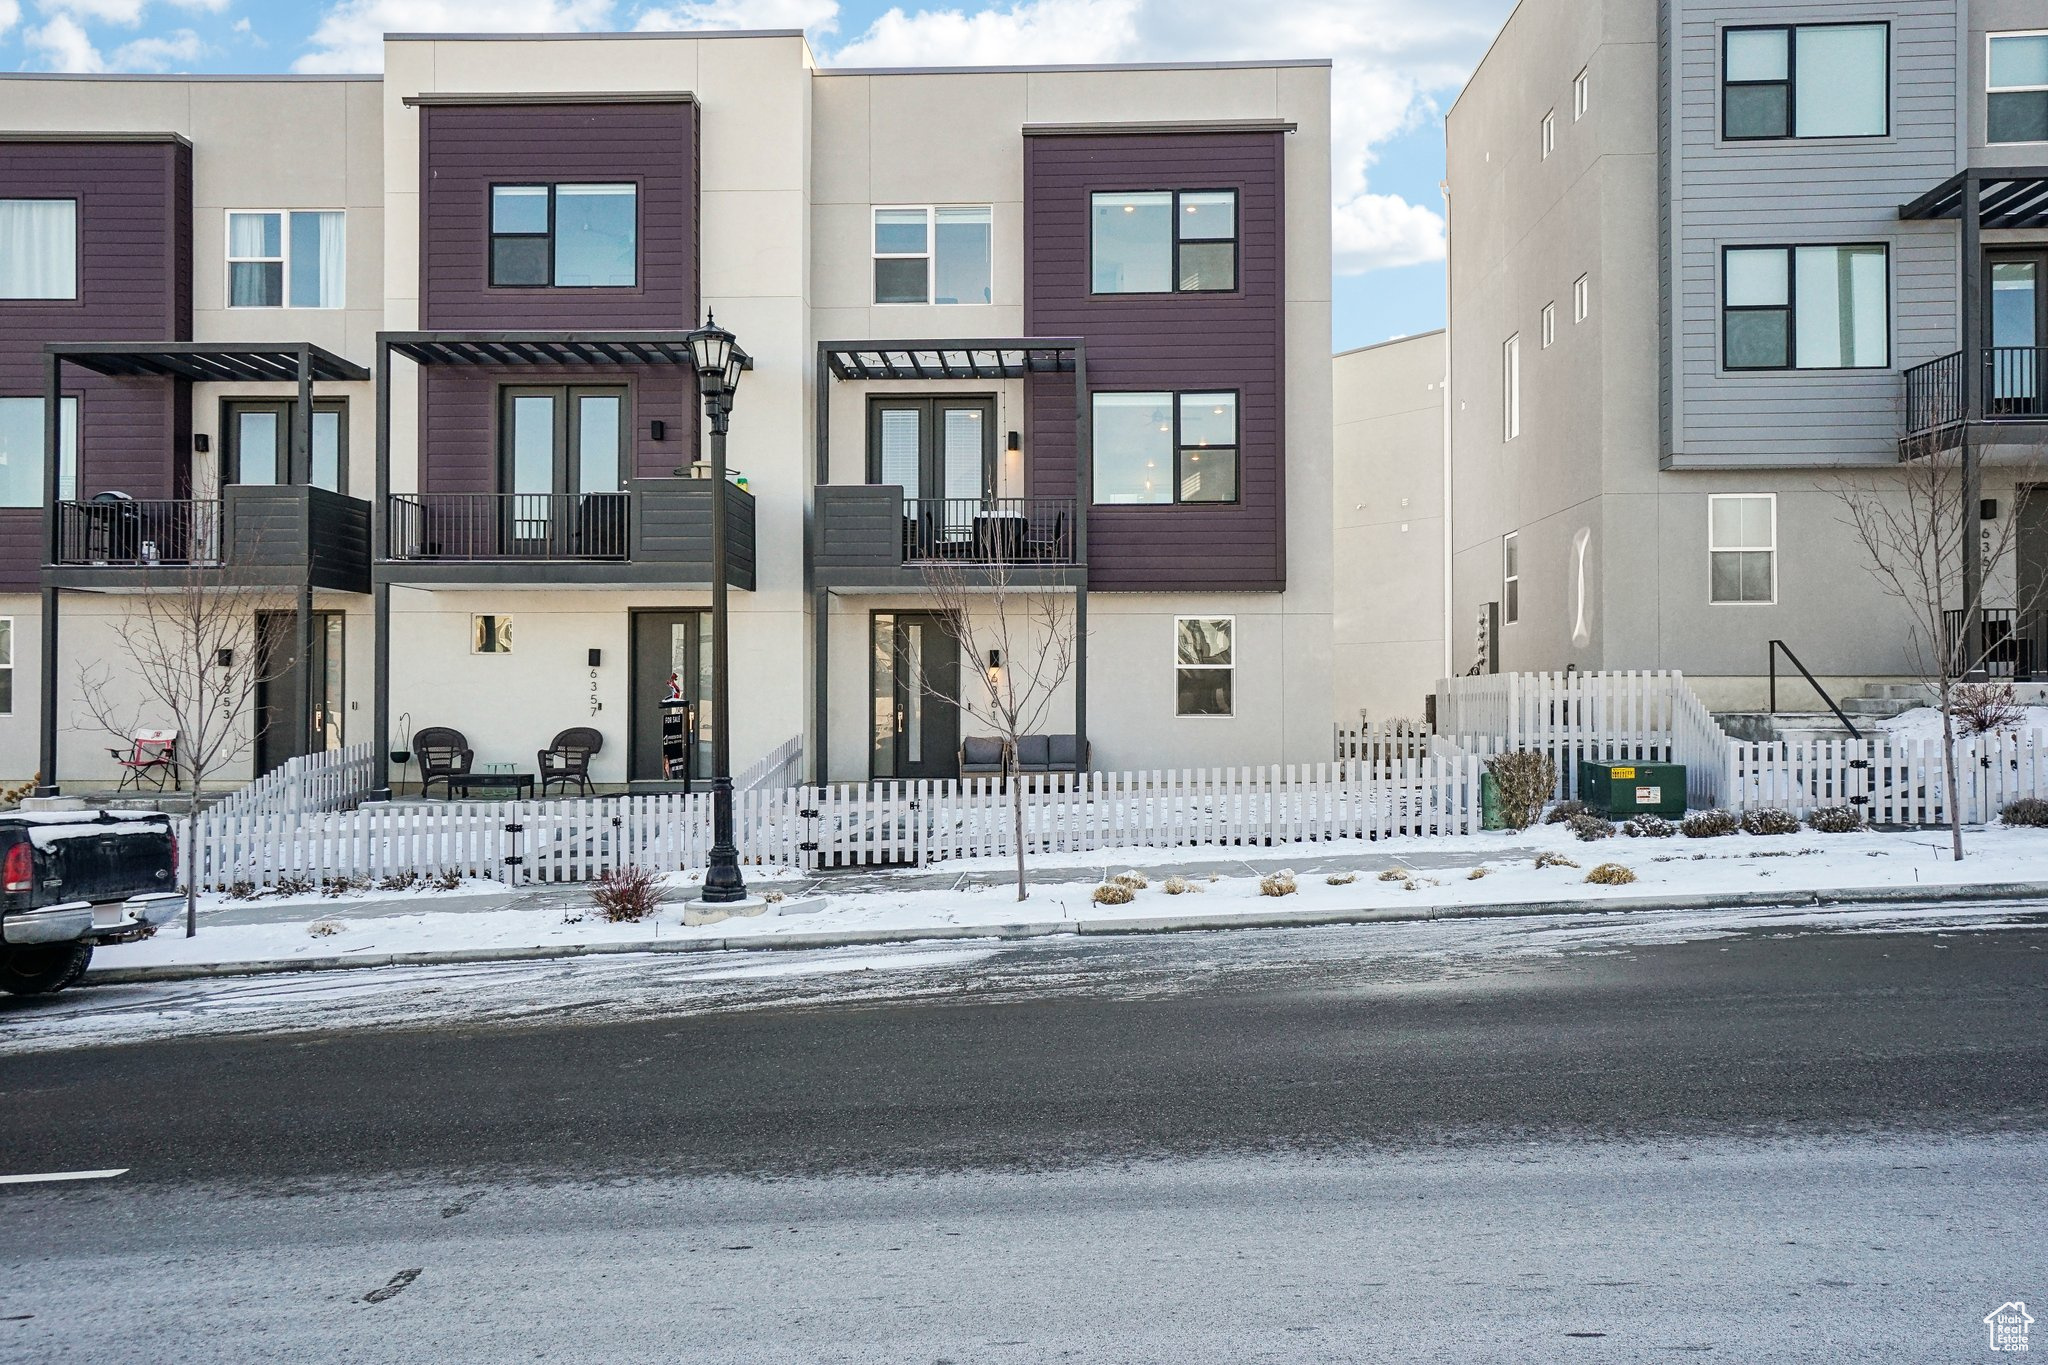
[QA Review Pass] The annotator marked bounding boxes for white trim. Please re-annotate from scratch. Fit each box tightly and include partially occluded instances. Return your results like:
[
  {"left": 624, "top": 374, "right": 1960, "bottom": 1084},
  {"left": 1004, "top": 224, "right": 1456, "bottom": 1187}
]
[
  {"left": 1539, "top": 108, "right": 1556, "bottom": 158},
  {"left": 1573, "top": 273, "right": 1590, "bottom": 322},
  {"left": 1540, "top": 302, "right": 1556, "bottom": 349},
  {"left": 1173, "top": 615, "right": 1234, "bottom": 718},
  {"left": 1707, "top": 492, "right": 1778, "bottom": 606},
  {"left": 224, "top": 208, "right": 346, "bottom": 310},
  {"left": 870, "top": 204, "right": 993, "bottom": 307},
  {"left": 1502, "top": 334, "right": 1521, "bottom": 441},
  {"left": 1573, "top": 67, "right": 1590, "bottom": 120}
]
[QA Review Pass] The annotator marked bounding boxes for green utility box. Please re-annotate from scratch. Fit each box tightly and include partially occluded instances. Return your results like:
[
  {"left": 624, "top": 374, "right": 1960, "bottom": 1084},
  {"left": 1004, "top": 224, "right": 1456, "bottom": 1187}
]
[
  {"left": 1480, "top": 772, "right": 1505, "bottom": 830},
  {"left": 1576, "top": 761, "right": 1687, "bottom": 818}
]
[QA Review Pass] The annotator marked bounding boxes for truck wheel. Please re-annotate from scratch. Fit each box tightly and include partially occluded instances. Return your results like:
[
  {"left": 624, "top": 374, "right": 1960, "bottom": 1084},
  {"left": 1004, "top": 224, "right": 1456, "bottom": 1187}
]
[{"left": 0, "top": 942, "right": 94, "bottom": 996}]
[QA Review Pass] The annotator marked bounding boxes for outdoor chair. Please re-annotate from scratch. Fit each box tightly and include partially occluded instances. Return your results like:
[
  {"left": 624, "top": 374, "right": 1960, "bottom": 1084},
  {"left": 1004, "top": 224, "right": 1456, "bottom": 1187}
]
[
  {"left": 538, "top": 727, "right": 604, "bottom": 797},
  {"left": 414, "top": 726, "right": 474, "bottom": 799},
  {"left": 109, "top": 729, "right": 178, "bottom": 792}
]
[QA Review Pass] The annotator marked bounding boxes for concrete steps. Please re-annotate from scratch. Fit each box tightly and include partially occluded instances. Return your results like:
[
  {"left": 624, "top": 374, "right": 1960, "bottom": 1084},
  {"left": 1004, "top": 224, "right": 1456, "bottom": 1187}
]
[{"left": 1715, "top": 681, "right": 1933, "bottom": 744}]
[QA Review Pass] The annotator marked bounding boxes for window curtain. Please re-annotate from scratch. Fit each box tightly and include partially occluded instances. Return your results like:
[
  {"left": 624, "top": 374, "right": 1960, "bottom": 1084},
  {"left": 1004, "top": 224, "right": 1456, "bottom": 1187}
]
[
  {"left": 0, "top": 200, "right": 77, "bottom": 299},
  {"left": 310, "top": 211, "right": 345, "bottom": 308}
]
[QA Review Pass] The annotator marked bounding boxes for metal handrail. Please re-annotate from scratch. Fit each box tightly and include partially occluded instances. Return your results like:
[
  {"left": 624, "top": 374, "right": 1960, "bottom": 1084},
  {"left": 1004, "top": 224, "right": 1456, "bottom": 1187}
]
[
  {"left": 901, "top": 496, "right": 1077, "bottom": 565},
  {"left": 387, "top": 492, "right": 629, "bottom": 561},
  {"left": 53, "top": 498, "right": 223, "bottom": 566},
  {"left": 1767, "top": 639, "right": 1859, "bottom": 738},
  {"left": 1903, "top": 347, "right": 2046, "bottom": 435}
]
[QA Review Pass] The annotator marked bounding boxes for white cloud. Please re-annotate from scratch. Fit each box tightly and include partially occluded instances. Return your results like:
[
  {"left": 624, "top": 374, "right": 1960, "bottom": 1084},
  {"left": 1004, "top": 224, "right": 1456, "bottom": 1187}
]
[
  {"left": 0, "top": 0, "right": 19, "bottom": 40},
  {"left": 1333, "top": 191, "right": 1444, "bottom": 273},
  {"left": 26, "top": 13, "right": 105, "bottom": 69},
  {"left": 36, "top": 0, "right": 147, "bottom": 25},
  {"left": 294, "top": 0, "right": 617, "bottom": 73},
  {"left": 834, "top": 0, "right": 1139, "bottom": 67},
  {"left": 112, "top": 25, "right": 204, "bottom": 70},
  {"left": 633, "top": 0, "right": 836, "bottom": 33}
]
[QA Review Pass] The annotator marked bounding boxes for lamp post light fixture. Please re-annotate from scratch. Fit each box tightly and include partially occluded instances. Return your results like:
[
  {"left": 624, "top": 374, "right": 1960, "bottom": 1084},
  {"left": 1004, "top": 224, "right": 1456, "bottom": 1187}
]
[{"left": 688, "top": 313, "right": 754, "bottom": 906}]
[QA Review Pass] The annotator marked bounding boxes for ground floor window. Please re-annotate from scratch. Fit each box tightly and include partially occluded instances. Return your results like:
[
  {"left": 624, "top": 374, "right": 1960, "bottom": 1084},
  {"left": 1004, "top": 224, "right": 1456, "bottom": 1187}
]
[
  {"left": 1709, "top": 494, "right": 1776, "bottom": 604},
  {"left": 1175, "top": 616, "right": 1233, "bottom": 716},
  {"left": 472, "top": 614, "right": 513, "bottom": 654},
  {"left": 0, "top": 617, "right": 11, "bottom": 714}
]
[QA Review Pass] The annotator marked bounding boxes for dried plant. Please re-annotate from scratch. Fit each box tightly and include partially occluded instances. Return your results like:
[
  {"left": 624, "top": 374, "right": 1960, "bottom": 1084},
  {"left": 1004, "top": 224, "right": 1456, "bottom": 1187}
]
[
  {"left": 1259, "top": 870, "right": 1298, "bottom": 897},
  {"left": 1740, "top": 809, "right": 1801, "bottom": 836},
  {"left": 1486, "top": 751, "right": 1558, "bottom": 831},
  {"left": 1681, "top": 810, "right": 1739, "bottom": 839},
  {"left": 591, "top": 866, "right": 663, "bottom": 923},
  {"left": 1091, "top": 882, "right": 1134, "bottom": 906},
  {"left": 1584, "top": 863, "right": 1637, "bottom": 886},
  {"left": 1533, "top": 851, "right": 1578, "bottom": 870},
  {"left": 1568, "top": 814, "right": 1617, "bottom": 842},
  {"left": 1952, "top": 680, "right": 2025, "bottom": 738},
  {"left": 1806, "top": 806, "right": 1863, "bottom": 833}
]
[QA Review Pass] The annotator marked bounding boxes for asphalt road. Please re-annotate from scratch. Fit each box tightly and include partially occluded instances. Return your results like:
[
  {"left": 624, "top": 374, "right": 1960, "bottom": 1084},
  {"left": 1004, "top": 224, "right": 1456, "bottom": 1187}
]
[{"left": 2, "top": 907, "right": 2044, "bottom": 1361}]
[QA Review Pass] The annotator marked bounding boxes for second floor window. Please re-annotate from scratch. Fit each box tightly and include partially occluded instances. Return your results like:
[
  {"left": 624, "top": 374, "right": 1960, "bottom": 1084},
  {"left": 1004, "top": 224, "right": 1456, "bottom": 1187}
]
[
  {"left": 228, "top": 210, "right": 344, "bottom": 309},
  {"left": 1723, "top": 23, "right": 1888, "bottom": 140},
  {"left": 490, "top": 184, "right": 637, "bottom": 288},
  {"left": 0, "top": 396, "right": 78, "bottom": 507},
  {"left": 1093, "top": 391, "right": 1238, "bottom": 505},
  {"left": 1990, "top": 33, "right": 2048, "bottom": 144},
  {"left": 1502, "top": 334, "right": 1521, "bottom": 440},
  {"left": 1723, "top": 244, "right": 1888, "bottom": 370},
  {"left": 0, "top": 198, "right": 77, "bottom": 300},
  {"left": 1091, "top": 189, "right": 1236, "bottom": 294},
  {"left": 872, "top": 206, "right": 992, "bottom": 305}
]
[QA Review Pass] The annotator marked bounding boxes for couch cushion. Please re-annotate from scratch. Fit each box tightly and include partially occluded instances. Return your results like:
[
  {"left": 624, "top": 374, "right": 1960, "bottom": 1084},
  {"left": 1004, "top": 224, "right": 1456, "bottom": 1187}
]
[
  {"left": 1045, "top": 734, "right": 1081, "bottom": 768},
  {"left": 961, "top": 735, "right": 1005, "bottom": 768},
  {"left": 1016, "top": 734, "right": 1051, "bottom": 769}
]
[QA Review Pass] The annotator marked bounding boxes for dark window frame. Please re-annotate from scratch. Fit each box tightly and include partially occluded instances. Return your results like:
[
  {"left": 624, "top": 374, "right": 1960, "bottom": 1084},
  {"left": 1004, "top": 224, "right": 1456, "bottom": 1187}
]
[
  {"left": 1090, "top": 387, "right": 1242, "bottom": 507},
  {"left": 1089, "top": 187, "right": 1241, "bottom": 296},
  {"left": 220, "top": 397, "right": 349, "bottom": 490},
  {"left": 863, "top": 394, "right": 997, "bottom": 500},
  {"left": 1720, "top": 242, "right": 1892, "bottom": 372},
  {"left": 487, "top": 181, "right": 642, "bottom": 290},
  {"left": 0, "top": 195, "right": 81, "bottom": 304},
  {"left": 495, "top": 383, "right": 633, "bottom": 499},
  {"left": 1721, "top": 21, "right": 1891, "bottom": 142}
]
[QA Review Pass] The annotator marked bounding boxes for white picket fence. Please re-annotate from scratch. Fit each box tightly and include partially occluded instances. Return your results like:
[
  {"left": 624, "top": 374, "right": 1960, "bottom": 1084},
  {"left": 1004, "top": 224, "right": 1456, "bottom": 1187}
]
[
  {"left": 736, "top": 734, "right": 804, "bottom": 792},
  {"left": 1727, "top": 731, "right": 2048, "bottom": 825},
  {"left": 1436, "top": 670, "right": 1727, "bottom": 808},
  {"left": 1332, "top": 722, "right": 1433, "bottom": 762},
  {"left": 213, "top": 741, "right": 378, "bottom": 816},
  {"left": 192, "top": 757, "right": 1489, "bottom": 891}
]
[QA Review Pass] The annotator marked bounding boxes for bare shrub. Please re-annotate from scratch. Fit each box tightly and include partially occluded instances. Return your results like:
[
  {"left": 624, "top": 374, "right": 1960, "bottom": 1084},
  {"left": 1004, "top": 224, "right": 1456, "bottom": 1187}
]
[
  {"left": 1091, "top": 882, "right": 1134, "bottom": 906},
  {"left": 1952, "top": 680, "right": 2025, "bottom": 739},
  {"left": 1568, "top": 814, "right": 1617, "bottom": 842},
  {"left": 225, "top": 880, "right": 259, "bottom": 901},
  {"left": 1162, "top": 875, "right": 1199, "bottom": 895},
  {"left": 273, "top": 874, "right": 315, "bottom": 897},
  {"left": 1534, "top": 851, "right": 1579, "bottom": 870},
  {"left": 2001, "top": 797, "right": 2048, "bottom": 828},
  {"left": 1111, "top": 870, "right": 1149, "bottom": 891},
  {"left": 1486, "top": 751, "right": 1558, "bottom": 831},
  {"left": 1376, "top": 867, "right": 1410, "bottom": 882},
  {"left": 1467, "top": 866, "right": 1490, "bottom": 880},
  {"left": 306, "top": 919, "right": 344, "bottom": 938},
  {"left": 591, "top": 866, "right": 662, "bottom": 923},
  {"left": 432, "top": 870, "right": 462, "bottom": 892},
  {"left": 1325, "top": 871, "right": 1359, "bottom": 886},
  {"left": 1544, "top": 800, "right": 1590, "bottom": 825},
  {"left": 1259, "top": 870, "right": 1298, "bottom": 897},
  {"left": 1584, "top": 862, "right": 1637, "bottom": 886},
  {"left": 1740, "top": 808, "right": 1801, "bottom": 836},
  {"left": 377, "top": 871, "right": 420, "bottom": 893},
  {"left": 1623, "top": 815, "right": 1677, "bottom": 838},
  {"left": 1806, "top": 806, "right": 1863, "bottom": 834},
  {"left": 1681, "top": 810, "right": 1739, "bottom": 839}
]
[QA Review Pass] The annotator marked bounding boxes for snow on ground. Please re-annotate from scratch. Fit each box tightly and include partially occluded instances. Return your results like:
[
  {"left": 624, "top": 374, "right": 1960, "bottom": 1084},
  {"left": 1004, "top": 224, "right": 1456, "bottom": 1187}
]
[
  {"left": 1876, "top": 704, "right": 2048, "bottom": 742},
  {"left": 76, "top": 820, "right": 2048, "bottom": 974}
]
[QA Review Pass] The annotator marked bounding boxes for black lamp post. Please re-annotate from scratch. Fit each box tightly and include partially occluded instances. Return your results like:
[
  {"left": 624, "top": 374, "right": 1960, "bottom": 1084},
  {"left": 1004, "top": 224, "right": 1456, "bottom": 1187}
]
[{"left": 689, "top": 314, "right": 751, "bottom": 903}]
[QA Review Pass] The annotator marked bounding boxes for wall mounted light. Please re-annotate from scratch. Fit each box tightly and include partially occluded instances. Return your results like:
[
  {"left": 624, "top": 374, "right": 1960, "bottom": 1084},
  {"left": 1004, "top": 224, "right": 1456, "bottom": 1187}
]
[
  {"left": 650, "top": 419, "right": 667, "bottom": 442},
  {"left": 1982, "top": 498, "right": 2000, "bottom": 521},
  {"left": 588, "top": 648, "right": 603, "bottom": 668},
  {"left": 1006, "top": 430, "right": 1020, "bottom": 452},
  {"left": 987, "top": 649, "right": 1002, "bottom": 671},
  {"left": 193, "top": 433, "right": 210, "bottom": 453},
  {"left": 214, "top": 648, "right": 234, "bottom": 667}
]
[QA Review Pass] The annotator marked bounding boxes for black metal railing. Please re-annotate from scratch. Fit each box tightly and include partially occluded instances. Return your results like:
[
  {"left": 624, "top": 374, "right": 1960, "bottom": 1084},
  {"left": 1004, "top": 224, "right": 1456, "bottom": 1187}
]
[
  {"left": 900, "top": 497, "right": 1077, "bottom": 565},
  {"left": 1767, "top": 639, "right": 1860, "bottom": 737},
  {"left": 1943, "top": 606, "right": 2046, "bottom": 681},
  {"left": 387, "top": 492, "right": 629, "bottom": 561},
  {"left": 54, "top": 498, "right": 222, "bottom": 566},
  {"left": 1904, "top": 347, "right": 2047, "bottom": 435}
]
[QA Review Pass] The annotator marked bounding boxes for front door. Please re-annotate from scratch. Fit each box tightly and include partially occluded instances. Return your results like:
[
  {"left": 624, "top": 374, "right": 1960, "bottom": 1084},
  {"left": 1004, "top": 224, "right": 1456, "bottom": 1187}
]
[
  {"left": 223, "top": 400, "right": 347, "bottom": 491},
  {"left": 629, "top": 610, "right": 713, "bottom": 783},
  {"left": 870, "top": 611, "right": 960, "bottom": 780},
  {"left": 254, "top": 611, "right": 344, "bottom": 775},
  {"left": 868, "top": 397, "right": 995, "bottom": 553},
  {"left": 1989, "top": 251, "right": 2046, "bottom": 415},
  {"left": 500, "top": 386, "right": 628, "bottom": 555}
]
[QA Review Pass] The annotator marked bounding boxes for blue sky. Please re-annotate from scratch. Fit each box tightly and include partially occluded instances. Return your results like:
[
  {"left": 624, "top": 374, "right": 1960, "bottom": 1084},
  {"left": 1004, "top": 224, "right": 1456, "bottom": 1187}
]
[{"left": 0, "top": 0, "right": 1510, "bottom": 349}]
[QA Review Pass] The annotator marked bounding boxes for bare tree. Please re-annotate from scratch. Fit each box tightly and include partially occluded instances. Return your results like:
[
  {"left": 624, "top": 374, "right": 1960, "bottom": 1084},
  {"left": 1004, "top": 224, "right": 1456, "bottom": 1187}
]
[
  {"left": 913, "top": 558, "right": 1080, "bottom": 902},
  {"left": 75, "top": 513, "right": 295, "bottom": 935},
  {"left": 1834, "top": 433, "right": 2046, "bottom": 859}
]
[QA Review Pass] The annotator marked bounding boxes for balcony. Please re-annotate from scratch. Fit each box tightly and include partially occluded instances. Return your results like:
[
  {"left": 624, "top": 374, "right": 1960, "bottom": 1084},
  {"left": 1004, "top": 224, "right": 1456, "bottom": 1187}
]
[
  {"left": 46, "top": 485, "right": 370, "bottom": 592},
  {"left": 812, "top": 486, "right": 1082, "bottom": 589},
  {"left": 1903, "top": 347, "right": 2048, "bottom": 443},
  {"left": 379, "top": 478, "right": 755, "bottom": 588}
]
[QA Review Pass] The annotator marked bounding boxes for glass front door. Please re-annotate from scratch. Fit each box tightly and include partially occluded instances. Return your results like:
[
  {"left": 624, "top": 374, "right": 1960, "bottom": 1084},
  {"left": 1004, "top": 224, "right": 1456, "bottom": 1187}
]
[
  {"left": 871, "top": 611, "right": 961, "bottom": 780},
  {"left": 500, "top": 386, "right": 628, "bottom": 553},
  {"left": 630, "top": 610, "right": 714, "bottom": 783},
  {"left": 1990, "top": 253, "right": 2045, "bottom": 414}
]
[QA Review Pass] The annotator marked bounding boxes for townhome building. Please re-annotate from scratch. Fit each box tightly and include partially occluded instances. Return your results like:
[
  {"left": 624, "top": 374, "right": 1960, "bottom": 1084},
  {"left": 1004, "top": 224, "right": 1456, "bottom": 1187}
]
[
  {"left": 1445, "top": 0, "right": 2048, "bottom": 711},
  {"left": 0, "top": 31, "right": 1333, "bottom": 795}
]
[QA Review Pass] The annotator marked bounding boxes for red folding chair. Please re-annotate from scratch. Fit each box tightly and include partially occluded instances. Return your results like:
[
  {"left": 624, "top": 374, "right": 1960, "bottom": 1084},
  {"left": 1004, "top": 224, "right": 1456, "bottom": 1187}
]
[{"left": 109, "top": 729, "right": 179, "bottom": 792}]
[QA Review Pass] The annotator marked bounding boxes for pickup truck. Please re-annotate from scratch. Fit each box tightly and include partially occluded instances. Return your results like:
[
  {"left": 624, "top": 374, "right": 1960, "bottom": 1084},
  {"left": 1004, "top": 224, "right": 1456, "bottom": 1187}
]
[{"left": 1, "top": 810, "right": 184, "bottom": 996}]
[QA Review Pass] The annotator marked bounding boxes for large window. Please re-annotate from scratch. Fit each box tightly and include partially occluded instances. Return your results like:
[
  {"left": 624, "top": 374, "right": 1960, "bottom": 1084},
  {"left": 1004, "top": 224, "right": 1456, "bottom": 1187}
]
[
  {"left": 1174, "top": 617, "right": 1233, "bottom": 717},
  {"left": 872, "top": 206, "right": 993, "bottom": 305},
  {"left": 1502, "top": 334, "right": 1521, "bottom": 440},
  {"left": 1709, "top": 494, "right": 1776, "bottom": 604},
  {"left": 490, "top": 183, "right": 637, "bottom": 288},
  {"left": 0, "top": 199, "right": 77, "bottom": 300},
  {"left": 1092, "top": 391, "right": 1238, "bottom": 505},
  {"left": 227, "top": 210, "right": 344, "bottom": 308},
  {"left": 1723, "top": 23, "right": 1888, "bottom": 139},
  {"left": 0, "top": 397, "right": 78, "bottom": 507},
  {"left": 1091, "top": 189, "right": 1236, "bottom": 294},
  {"left": 1503, "top": 531, "right": 1521, "bottom": 624},
  {"left": 0, "top": 617, "right": 11, "bottom": 716},
  {"left": 1723, "top": 244, "right": 1888, "bottom": 370},
  {"left": 1990, "top": 33, "right": 2048, "bottom": 144}
]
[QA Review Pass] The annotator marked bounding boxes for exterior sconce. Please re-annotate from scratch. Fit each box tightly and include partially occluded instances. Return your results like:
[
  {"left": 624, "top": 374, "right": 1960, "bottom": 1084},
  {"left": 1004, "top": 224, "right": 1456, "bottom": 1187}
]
[
  {"left": 1982, "top": 499, "right": 1999, "bottom": 521},
  {"left": 193, "top": 433, "right": 210, "bottom": 453},
  {"left": 588, "top": 648, "right": 603, "bottom": 668},
  {"left": 1006, "top": 430, "right": 1020, "bottom": 452},
  {"left": 650, "top": 419, "right": 667, "bottom": 442},
  {"left": 214, "top": 648, "right": 233, "bottom": 667},
  {"left": 987, "top": 649, "right": 1002, "bottom": 673}
]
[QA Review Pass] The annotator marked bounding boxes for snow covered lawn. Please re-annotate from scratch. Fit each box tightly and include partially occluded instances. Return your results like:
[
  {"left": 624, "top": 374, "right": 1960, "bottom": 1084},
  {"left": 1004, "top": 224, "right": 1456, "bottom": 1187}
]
[{"left": 82, "top": 820, "right": 2048, "bottom": 976}]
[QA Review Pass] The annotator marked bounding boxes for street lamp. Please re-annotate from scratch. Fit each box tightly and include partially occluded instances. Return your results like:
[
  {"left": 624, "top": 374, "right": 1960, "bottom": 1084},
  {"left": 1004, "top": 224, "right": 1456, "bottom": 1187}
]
[{"left": 689, "top": 313, "right": 753, "bottom": 905}]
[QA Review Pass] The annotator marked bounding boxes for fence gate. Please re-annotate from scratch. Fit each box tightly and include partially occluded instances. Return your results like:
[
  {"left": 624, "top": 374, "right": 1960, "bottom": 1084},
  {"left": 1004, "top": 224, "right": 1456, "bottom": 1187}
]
[{"left": 801, "top": 781, "right": 928, "bottom": 869}]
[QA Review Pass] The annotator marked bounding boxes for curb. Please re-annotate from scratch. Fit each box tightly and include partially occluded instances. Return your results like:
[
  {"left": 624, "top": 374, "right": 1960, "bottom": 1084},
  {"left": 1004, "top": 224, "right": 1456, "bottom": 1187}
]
[{"left": 78, "top": 879, "right": 2048, "bottom": 988}]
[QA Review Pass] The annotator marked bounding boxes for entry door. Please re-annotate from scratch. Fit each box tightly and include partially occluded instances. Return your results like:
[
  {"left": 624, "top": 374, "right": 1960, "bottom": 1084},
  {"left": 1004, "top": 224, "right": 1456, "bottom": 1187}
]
[
  {"left": 1989, "top": 251, "right": 2046, "bottom": 414},
  {"left": 500, "top": 386, "right": 628, "bottom": 552},
  {"left": 871, "top": 611, "right": 961, "bottom": 780},
  {"left": 869, "top": 397, "right": 995, "bottom": 546},
  {"left": 223, "top": 400, "right": 347, "bottom": 490},
  {"left": 630, "top": 610, "right": 714, "bottom": 783},
  {"left": 255, "top": 611, "right": 344, "bottom": 776}
]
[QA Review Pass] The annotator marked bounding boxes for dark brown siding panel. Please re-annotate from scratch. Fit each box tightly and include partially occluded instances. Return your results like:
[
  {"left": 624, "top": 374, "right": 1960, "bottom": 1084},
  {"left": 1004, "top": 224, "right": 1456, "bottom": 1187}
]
[
  {"left": 1025, "top": 131, "right": 1287, "bottom": 593},
  {"left": 420, "top": 366, "right": 698, "bottom": 494},
  {"left": 419, "top": 102, "right": 697, "bottom": 330},
  {"left": 0, "top": 140, "right": 188, "bottom": 590}
]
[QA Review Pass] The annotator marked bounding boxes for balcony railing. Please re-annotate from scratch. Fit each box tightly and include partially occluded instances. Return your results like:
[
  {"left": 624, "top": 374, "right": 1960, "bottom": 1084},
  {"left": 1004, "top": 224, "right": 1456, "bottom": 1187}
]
[
  {"left": 387, "top": 492, "right": 629, "bottom": 561},
  {"left": 901, "top": 497, "right": 1077, "bottom": 565},
  {"left": 54, "top": 498, "right": 222, "bottom": 566},
  {"left": 1904, "top": 347, "right": 2047, "bottom": 436},
  {"left": 1943, "top": 606, "right": 2046, "bottom": 681}
]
